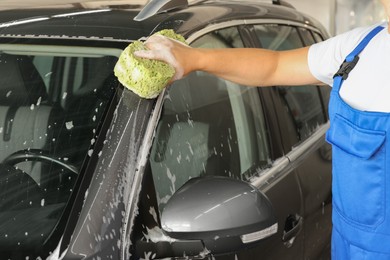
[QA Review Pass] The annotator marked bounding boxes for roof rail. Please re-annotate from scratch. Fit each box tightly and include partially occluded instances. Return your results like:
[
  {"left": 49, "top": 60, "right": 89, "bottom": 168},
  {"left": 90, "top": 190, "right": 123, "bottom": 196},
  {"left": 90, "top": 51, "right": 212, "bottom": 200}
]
[
  {"left": 134, "top": 0, "right": 188, "bottom": 21},
  {"left": 272, "top": 0, "right": 295, "bottom": 8}
]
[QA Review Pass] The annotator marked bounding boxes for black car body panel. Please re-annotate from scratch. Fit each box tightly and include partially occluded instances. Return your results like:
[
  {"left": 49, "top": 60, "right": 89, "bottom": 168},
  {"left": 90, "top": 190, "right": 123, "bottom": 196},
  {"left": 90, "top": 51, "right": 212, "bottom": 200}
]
[{"left": 0, "top": 2, "right": 328, "bottom": 41}]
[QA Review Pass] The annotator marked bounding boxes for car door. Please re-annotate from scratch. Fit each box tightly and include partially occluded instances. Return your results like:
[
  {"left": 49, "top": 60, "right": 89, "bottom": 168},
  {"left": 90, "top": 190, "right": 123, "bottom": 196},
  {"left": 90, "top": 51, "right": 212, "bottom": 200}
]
[
  {"left": 130, "top": 25, "right": 305, "bottom": 260},
  {"left": 250, "top": 23, "right": 332, "bottom": 259}
]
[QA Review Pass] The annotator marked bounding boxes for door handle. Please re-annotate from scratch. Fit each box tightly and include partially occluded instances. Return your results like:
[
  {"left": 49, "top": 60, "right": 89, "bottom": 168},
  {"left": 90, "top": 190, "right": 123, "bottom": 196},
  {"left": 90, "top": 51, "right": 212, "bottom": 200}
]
[{"left": 282, "top": 214, "right": 303, "bottom": 247}]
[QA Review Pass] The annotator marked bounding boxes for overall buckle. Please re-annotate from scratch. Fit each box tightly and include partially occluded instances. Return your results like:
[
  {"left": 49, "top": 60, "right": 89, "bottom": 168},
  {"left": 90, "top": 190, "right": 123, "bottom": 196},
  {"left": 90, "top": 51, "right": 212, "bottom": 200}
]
[{"left": 333, "top": 55, "right": 360, "bottom": 80}]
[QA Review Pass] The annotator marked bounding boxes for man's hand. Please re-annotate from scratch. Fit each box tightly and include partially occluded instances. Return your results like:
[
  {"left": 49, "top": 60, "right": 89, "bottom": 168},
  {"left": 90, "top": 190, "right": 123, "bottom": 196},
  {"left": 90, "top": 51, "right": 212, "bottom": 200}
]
[{"left": 134, "top": 34, "right": 194, "bottom": 81}]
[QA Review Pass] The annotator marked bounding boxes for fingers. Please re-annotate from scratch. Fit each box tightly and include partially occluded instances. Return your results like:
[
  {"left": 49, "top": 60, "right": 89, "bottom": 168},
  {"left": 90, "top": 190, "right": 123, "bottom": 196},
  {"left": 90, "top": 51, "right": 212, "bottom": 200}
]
[
  {"left": 145, "top": 34, "right": 172, "bottom": 45},
  {"left": 133, "top": 50, "right": 156, "bottom": 59},
  {"left": 133, "top": 34, "right": 186, "bottom": 81},
  {"left": 133, "top": 35, "right": 172, "bottom": 61},
  {"left": 144, "top": 35, "right": 173, "bottom": 53}
]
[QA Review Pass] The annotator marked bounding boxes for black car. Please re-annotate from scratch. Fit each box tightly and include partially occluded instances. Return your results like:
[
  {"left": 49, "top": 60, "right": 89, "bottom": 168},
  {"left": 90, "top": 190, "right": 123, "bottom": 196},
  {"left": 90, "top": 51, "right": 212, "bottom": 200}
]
[{"left": 0, "top": 0, "right": 332, "bottom": 259}]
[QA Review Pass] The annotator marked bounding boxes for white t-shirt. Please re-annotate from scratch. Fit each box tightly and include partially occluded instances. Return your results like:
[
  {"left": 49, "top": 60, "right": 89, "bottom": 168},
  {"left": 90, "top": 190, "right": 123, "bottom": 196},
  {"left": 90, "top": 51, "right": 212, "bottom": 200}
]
[{"left": 308, "top": 21, "right": 390, "bottom": 112}]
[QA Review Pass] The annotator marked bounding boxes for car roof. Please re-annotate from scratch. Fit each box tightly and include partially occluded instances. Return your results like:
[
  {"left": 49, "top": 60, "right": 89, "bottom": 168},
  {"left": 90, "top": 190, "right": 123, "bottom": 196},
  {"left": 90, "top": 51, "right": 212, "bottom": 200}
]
[{"left": 0, "top": 0, "right": 327, "bottom": 43}]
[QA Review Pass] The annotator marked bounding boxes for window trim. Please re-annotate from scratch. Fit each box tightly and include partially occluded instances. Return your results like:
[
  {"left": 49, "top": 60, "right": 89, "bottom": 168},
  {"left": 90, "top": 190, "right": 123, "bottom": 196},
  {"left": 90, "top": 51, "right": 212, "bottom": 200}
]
[
  {"left": 250, "top": 122, "right": 329, "bottom": 191},
  {"left": 0, "top": 44, "right": 122, "bottom": 57},
  {"left": 186, "top": 19, "right": 324, "bottom": 44}
]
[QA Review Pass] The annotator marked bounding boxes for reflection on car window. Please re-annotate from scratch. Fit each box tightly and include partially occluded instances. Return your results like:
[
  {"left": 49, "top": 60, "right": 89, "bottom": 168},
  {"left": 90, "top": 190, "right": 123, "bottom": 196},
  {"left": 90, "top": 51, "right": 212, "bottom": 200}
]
[
  {"left": 254, "top": 25, "right": 327, "bottom": 144},
  {"left": 149, "top": 27, "right": 270, "bottom": 212},
  {"left": 298, "top": 27, "right": 316, "bottom": 46},
  {"left": 313, "top": 32, "right": 324, "bottom": 43},
  {"left": 0, "top": 45, "right": 118, "bottom": 258},
  {"left": 254, "top": 24, "right": 302, "bottom": 51},
  {"left": 278, "top": 86, "right": 326, "bottom": 141}
]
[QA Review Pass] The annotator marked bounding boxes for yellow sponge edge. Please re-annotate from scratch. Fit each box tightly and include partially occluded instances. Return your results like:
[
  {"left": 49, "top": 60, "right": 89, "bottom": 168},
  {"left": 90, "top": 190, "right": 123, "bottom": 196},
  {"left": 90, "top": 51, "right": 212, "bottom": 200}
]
[{"left": 114, "top": 29, "right": 187, "bottom": 99}]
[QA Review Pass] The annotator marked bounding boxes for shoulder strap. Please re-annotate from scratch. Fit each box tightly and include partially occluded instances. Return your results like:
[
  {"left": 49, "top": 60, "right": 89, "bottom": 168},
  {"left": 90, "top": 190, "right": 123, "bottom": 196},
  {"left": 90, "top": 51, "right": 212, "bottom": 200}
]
[{"left": 333, "top": 25, "right": 384, "bottom": 83}]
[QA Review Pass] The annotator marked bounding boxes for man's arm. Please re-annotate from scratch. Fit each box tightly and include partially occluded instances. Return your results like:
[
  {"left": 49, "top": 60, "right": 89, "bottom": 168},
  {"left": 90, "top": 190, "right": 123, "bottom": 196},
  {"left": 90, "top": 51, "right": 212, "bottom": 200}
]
[
  {"left": 194, "top": 46, "right": 321, "bottom": 86},
  {"left": 135, "top": 35, "right": 322, "bottom": 87}
]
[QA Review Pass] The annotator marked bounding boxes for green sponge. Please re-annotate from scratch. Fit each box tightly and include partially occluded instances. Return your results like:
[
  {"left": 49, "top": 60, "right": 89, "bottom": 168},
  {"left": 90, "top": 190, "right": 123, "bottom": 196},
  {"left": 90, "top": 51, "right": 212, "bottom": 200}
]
[{"left": 114, "top": 29, "right": 187, "bottom": 99}]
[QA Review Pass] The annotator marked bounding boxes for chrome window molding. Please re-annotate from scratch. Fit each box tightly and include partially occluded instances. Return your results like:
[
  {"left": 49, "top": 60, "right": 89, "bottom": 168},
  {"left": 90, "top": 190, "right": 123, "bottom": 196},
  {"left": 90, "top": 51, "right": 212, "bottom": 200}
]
[
  {"left": 0, "top": 34, "right": 132, "bottom": 43},
  {"left": 251, "top": 122, "right": 330, "bottom": 192},
  {"left": 187, "top": 18, "right": 323, "bottom": 44}
]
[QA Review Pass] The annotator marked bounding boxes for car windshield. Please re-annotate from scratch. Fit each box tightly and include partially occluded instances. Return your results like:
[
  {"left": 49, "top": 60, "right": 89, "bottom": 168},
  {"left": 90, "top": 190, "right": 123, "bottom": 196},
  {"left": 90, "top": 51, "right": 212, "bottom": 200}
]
[{"left": 0, "top": 44, "right": 120, "bottom": 257}]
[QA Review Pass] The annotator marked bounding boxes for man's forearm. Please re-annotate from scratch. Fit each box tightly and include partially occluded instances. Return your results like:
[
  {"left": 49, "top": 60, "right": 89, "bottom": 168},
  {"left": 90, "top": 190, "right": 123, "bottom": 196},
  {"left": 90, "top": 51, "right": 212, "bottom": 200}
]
[{"left": 193, "top": 46, "right": 320, "bottom": 87}]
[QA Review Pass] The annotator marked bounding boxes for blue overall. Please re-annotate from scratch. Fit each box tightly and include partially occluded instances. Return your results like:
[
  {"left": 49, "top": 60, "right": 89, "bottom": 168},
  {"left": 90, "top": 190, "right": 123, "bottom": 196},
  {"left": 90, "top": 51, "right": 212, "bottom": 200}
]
[{"left": 326, "top": 25, "right": 390, "bottom": 259}]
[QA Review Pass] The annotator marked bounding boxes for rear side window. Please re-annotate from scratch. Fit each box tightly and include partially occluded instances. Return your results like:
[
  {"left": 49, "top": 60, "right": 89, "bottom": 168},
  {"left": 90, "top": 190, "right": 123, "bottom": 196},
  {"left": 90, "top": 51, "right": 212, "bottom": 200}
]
[
  {"left": 254, "top": 24, "right": 302, "bottom": 50},
  {"left": 149, "top": 27, "right": 271, "bottom": 212},
  {"left": 298, "top": 27, "right": 316, "bottom": 45},
  {"left": 254, "top": 24, "right": 327, "bottom": 144}
]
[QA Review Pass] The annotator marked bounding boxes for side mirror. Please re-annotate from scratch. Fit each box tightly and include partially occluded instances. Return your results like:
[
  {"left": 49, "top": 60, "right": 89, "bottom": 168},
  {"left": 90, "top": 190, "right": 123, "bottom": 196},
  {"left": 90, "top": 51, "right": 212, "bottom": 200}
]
[{"left": 161, "top": 176, "right": 278, "bottom": 254}]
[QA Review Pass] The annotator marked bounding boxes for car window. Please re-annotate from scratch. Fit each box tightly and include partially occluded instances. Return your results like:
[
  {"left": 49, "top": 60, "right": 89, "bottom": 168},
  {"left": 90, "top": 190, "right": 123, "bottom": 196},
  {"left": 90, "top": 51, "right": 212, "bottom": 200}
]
[
  {"left": 254, "top": 24, "right": 302, "bottom": 51},
  {"left": 149, "top": 27, "right": 271, "bottom": 212},
  {"left": 0, "top": 44, "right": 119, "bottom": 254},
  {"left": 254, "top": 25, "right": 327, "bottom": 145},
  {"left": 312, "top": 32, "right": 324, "bottom": 42},
  {"left": 298, "top": 27, "right": 316, "bottom": 46}
]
